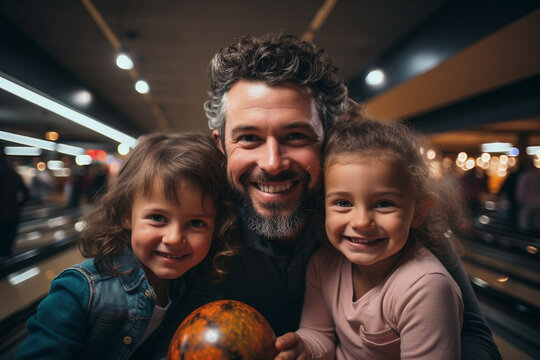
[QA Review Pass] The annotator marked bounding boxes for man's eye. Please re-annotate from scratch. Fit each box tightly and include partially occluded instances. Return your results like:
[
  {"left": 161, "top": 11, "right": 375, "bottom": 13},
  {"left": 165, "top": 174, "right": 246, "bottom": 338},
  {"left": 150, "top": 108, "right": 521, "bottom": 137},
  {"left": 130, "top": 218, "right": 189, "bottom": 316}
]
[
  {"left": 149, "top": 214, "right": 167, "bottom": 223},
  {"left": 286, "top": 133, "right": 308, "bottom": 141},
  {"left": 188, "top": 219, "right": 206, "bottom": 227},
  {"left": 238, "top": 134, "right": 260, "bottom": 142}
]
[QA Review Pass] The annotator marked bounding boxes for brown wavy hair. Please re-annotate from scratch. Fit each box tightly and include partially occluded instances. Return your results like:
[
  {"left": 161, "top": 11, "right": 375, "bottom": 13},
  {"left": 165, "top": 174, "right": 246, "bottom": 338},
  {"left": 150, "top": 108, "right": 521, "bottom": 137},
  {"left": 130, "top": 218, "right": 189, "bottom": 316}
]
[
  {"left": 323, "top": 118, "right": 464, "bottom": 265},
  {"left": 79, "top": 132, "right": 237, "bottom": 278},
  {"left": 204, "top": 33, "right": 350, "bottom": 137}
]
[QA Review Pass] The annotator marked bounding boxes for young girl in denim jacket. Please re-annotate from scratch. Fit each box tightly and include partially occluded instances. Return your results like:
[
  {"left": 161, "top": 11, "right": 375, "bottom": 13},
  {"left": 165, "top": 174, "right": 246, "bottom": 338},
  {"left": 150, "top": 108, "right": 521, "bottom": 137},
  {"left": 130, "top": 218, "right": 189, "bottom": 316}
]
[
  {"left": 15, "top": 133, "right": 236, "bottom": 359},
  {"left": 276, "top": 119, "right": 465, "bottom": 359}
]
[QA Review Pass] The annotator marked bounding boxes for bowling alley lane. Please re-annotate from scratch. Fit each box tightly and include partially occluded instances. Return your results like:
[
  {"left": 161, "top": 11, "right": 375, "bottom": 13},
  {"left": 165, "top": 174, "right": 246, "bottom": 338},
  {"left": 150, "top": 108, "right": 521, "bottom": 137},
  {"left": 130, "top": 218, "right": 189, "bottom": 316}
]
[
  {"left": 462, "top": 259, "right": 540, "bottom": 309},
  {"left": 0, "top": 247, "right": 84, "bottom": 323}
]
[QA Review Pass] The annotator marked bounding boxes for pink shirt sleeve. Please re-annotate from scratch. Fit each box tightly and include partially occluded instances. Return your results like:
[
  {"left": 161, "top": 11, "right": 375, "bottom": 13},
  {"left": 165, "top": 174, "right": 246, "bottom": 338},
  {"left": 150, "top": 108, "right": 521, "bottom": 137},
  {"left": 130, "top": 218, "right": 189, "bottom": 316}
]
[
  {"left": 296, "top": 245, "right": 463, "bottom": 360},
  {"left": 393, "top": 273, "right": 463, "bottom": 359},
  {"left": 296, "top": 250, "right": 336, "bottom": 360}
]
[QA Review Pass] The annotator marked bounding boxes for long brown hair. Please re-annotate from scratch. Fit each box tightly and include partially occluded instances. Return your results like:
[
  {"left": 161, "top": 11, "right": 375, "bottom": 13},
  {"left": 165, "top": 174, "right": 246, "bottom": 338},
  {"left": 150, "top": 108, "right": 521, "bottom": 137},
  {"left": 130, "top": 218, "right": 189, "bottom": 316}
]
[
  {"left": 79, "top": 132, "right": 237, "bottom": 277},
  {"left": 324, "top": 119, "right": 464, "bottom": 264}
]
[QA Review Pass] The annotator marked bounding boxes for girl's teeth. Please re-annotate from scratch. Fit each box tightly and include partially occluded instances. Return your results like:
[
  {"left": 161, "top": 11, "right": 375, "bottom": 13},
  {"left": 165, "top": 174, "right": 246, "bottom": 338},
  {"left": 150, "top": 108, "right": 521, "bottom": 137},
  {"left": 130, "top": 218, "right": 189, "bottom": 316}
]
[
  {"left": 158, "top": 252, "right": 181, "bottom": 259},
  {"left": 348, "top": 237, "right": 382, "bottom": 244}
]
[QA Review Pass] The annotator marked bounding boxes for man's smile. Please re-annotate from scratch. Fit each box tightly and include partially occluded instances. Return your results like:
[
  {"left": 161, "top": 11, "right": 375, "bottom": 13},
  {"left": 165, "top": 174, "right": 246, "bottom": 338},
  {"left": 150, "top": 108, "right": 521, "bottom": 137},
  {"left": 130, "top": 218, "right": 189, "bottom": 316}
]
[{"left": 253, "top": 180, "right": 297, "bottom": 194}]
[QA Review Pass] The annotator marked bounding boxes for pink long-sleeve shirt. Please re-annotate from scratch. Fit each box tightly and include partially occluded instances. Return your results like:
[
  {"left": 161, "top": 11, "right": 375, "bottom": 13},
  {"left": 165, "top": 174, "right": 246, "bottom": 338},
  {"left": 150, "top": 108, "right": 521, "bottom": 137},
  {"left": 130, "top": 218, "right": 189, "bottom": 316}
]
[{"left": 297, "top": 244, "right": 463, "bottom": 360}]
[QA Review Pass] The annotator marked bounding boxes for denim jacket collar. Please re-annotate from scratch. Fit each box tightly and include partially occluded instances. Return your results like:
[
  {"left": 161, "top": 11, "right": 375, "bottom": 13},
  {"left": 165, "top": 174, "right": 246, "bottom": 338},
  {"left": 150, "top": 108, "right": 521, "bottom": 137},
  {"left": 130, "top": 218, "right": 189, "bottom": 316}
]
[
  {"left": 109, "top": 247, "right": 185, "bottom": 298},
  {"left": 109, "top": 248, "right": 146, "bottom": 293}
]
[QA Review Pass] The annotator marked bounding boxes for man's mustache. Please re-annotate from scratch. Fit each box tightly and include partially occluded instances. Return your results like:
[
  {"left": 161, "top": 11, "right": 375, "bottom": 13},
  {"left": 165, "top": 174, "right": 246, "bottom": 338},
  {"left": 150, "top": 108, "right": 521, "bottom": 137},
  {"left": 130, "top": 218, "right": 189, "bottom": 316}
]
[{"left": 245, "top": 170, "right": 304, "bottom": 184}]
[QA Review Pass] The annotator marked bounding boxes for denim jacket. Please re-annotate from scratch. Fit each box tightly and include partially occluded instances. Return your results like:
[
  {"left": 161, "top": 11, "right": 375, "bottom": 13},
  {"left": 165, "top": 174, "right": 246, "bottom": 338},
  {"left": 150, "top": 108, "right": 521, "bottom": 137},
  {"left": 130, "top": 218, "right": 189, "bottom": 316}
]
[{"left": 15, "top": 248, "right": 185, "bottom": 360}]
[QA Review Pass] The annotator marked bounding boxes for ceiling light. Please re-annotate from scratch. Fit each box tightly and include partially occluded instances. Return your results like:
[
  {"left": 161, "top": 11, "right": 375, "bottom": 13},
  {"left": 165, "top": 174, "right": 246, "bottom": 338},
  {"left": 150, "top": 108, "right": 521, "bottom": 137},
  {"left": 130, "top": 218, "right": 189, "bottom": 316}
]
[
  {"left": 116, "top": 52, "right": 134, "bottom": 70},
  {"left": 526, "top": 146, "right": 540, "bottom": 155},
  {"left": 45, "top": 131, "right": 59, "bottom": 141},
  {"left": 135, "top": 80, "right": 149, "bottom": 94},
  {"left": 0, "top": 72, "right": 138, "bottom": 148},
  {"left": 409, "top": 52, "right": 441, "bottom": 75},
  {"left": 481, "top": 142, "right": 512, "bottom": 153},
  {"left": 75, "top": 154, "right": 92, "bottom": 166},
  {"left": 72, "top": 90, "right": 92, "bottom": 106},
  {"left": 4, "top": 146, "right": 42, "bottom": 156},
  {"left": 508, "top": 148, "right": 519, "bottom": 156},
  {"left": 0, "top": 130, "right": 84, "bottom": 156},
  {"left": 117, "top": 143, "right": 130, "bottom": 155},
  {"left": 47, "top": 160, "right": 64, "bottom": 170},
  {"left": 365, "top": 69, "right": 385, "bottom": 86}
]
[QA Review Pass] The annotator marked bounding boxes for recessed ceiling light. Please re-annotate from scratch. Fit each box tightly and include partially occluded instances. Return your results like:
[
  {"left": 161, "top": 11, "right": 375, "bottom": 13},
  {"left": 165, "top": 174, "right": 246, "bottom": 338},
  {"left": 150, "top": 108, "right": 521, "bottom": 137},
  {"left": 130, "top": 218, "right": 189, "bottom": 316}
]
[
  {"left": 135, "top": 80, "right": 149, "bottom": 94},
  {"left": 116, "top": 53, "right": 134, "bottom": 70},
  {"left": 365, "top": 69, "right": 385, "bottom": 86}
]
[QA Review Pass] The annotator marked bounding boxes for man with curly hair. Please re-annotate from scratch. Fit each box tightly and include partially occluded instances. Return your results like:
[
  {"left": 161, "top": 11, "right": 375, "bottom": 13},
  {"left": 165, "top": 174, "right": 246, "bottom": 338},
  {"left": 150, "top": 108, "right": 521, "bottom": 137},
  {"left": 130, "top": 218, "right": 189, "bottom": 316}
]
[{"left": 136, "top": 33, "right": 500, "bottom": 359}]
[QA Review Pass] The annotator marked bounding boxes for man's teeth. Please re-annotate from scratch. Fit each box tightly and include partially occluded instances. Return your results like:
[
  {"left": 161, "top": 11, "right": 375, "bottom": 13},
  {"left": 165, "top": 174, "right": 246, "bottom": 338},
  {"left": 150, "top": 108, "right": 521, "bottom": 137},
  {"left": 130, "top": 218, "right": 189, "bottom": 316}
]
[{"left": 257, "top": 182, "right": 293, "bottom": 193}]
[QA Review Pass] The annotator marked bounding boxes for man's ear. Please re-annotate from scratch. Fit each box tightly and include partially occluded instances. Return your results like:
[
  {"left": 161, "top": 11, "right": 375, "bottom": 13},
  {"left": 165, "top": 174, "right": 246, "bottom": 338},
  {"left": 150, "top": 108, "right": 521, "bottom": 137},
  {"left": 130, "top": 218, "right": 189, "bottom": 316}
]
[
  {"left": 212, "top": 129, "right": 225, "bottom": 155},
  {"left": 411, "top": 197, "right": 433, "bottom": 228}
]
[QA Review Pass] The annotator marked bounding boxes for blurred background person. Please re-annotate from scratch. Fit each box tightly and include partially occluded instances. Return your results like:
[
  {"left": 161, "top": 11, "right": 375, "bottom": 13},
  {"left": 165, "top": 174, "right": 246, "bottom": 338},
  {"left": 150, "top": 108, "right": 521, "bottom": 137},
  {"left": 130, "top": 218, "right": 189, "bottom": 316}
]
[
  {"left": 498, "top": 160, "right": 528, "bottom": 229},
  {"left": 516, "top": 157, "right": 540, "bottom": 232},
  {"left": 461, "top": 167, "right": 489, "bottom": 217},
  {"left": 0, "top": 145, "right": 30, "bottom": 259},
  {"left": 29, "top": 159, "right": 54, "bottom": 204},
  {"left": 87, "top": 164, "right": 108, "bottom": 203}
]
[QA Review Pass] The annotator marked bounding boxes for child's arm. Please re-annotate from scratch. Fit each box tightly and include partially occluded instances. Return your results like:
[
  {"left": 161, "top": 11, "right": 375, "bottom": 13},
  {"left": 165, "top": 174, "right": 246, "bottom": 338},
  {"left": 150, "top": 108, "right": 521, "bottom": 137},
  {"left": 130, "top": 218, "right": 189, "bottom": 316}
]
[
  {"left": 397, "top": 273, "right": 463, "bottom": 359},
  {"left": 15, "top": 269, "right": 90, "bottom": 359},
  {"left": 284, "top": 251, "right": 336, "bottom": 360}
]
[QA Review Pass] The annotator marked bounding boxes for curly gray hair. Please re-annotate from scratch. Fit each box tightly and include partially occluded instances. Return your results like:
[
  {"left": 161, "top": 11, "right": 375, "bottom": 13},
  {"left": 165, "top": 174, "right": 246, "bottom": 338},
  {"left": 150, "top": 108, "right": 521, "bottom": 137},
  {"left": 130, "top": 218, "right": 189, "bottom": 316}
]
[{"left": 204, "top": 33, "right": 349, "bottom": 136}]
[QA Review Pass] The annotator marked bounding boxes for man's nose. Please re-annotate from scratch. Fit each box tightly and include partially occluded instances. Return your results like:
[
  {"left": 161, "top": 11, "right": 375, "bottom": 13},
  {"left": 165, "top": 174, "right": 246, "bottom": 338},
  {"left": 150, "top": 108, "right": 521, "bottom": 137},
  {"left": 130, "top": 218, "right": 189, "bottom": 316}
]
[{"left": 258, "top": 138, "right": 290, "bottom": 175}]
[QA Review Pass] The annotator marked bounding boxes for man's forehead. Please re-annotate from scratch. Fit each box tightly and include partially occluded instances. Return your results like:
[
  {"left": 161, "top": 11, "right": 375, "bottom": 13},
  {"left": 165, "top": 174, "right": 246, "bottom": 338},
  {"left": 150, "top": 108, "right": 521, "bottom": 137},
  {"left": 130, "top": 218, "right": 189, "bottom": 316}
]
[
  {"left": 227, "top": 81, "right": 315, "bottom": 108},
  {"left": 225, "top": 80, "right": 324, "bottom": 136}
]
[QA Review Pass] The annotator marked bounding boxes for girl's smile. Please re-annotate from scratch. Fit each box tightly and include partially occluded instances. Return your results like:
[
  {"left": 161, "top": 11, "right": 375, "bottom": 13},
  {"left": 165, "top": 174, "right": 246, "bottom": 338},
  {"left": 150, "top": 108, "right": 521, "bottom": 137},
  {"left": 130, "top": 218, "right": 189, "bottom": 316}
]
[
  {"left": 325, "top": 155, "right": 427, "bottom": 278},
  {"left": 129, "top": 180, "right": 216, "bottom": 291}
]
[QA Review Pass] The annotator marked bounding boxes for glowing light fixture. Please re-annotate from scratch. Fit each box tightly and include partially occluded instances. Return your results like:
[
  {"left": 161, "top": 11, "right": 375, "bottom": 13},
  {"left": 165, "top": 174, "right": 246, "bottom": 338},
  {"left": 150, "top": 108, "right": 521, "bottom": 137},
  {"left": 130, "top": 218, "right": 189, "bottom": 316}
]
[
  {"left": 4, "top": 146, "right": 42, "bottom": 156},
  {"left": 0, "top": 130, "right": 84, "bottom": 156},
  {"left": 75, "top": 154, "right": 92, "bottom": 166},
  {"left": 481, "top": 142, "right": 512, "bottom": 153},
  {"left": 72, "top": 90, "right": 92, "bottom": 106},
  {"left": 0, "top": 73, "right": 137, "bottom": 148},
  {"left": 526, "top": 146, "right": 540, "bottom": 155},
  {"left": 45, "top": 131, "right": 59, "bottom": 141},
  {"left": 508, "top": 147, "right": 519, "bottom": 156},
  {"left": 36, "top": 162, "right": 46, "bottom": 171},
  {"left": 135, "top": 80, "right": 149, "bottom": 94},
  {"left": 116, "top": 52, "right": 134, "bottom": 70},
  {"left": 117, "top": 143, "right": 130, "bottom": 155},
  {"left": 365, "top": 69, "right": 385, "bottom": 86},
  {"left": 47, "top": 160, "right": 64, "bottom": 171}
]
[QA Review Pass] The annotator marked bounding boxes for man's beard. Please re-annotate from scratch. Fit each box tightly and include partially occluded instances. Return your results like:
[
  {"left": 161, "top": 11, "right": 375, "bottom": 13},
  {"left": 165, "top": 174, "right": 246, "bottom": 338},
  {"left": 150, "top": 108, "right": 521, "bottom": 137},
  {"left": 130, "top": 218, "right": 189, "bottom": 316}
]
[{"left": 233, "top": 179, "right": 317, "bottom": 240}]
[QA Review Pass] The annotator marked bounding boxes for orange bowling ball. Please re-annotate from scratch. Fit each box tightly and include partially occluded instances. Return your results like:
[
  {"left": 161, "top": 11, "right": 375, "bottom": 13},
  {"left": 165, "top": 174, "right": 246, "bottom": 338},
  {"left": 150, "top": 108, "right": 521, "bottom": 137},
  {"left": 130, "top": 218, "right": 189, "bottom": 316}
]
[{"left": 167, "top": 300, "right": 277, "bottom": 360}]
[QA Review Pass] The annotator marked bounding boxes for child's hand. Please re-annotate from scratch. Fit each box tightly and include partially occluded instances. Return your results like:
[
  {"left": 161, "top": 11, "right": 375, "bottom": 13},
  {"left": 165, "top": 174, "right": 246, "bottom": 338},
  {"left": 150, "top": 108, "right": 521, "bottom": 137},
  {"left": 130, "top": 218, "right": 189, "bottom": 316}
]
[{"left": 274, "top": 332, "right": 310, "bottom": 360}]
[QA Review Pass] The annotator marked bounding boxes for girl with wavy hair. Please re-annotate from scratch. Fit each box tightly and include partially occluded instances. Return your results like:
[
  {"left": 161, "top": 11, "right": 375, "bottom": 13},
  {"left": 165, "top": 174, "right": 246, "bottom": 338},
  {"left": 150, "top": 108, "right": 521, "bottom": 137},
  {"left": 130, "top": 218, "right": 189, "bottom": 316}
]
[{"left": 16, "top": 133, "right": 236, "bottom": 359}]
